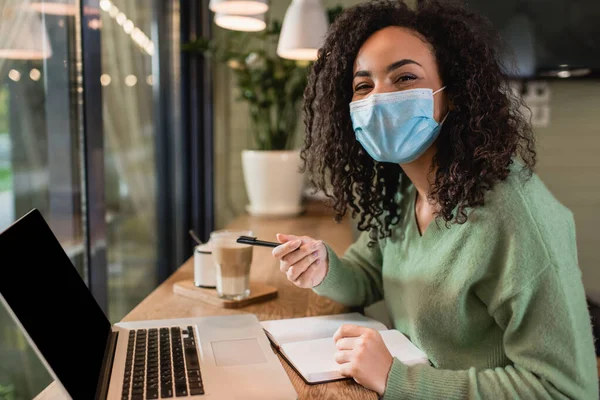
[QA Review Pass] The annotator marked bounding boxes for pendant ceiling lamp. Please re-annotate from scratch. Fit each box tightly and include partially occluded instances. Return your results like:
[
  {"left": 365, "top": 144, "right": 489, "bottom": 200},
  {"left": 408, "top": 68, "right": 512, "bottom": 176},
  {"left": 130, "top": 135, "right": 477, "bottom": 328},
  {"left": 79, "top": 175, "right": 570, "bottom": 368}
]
[
  {"left": 277, "top": 0, "right": 328, "bottom": 61},
  {"left": 29, "top": 0, "right": 77, "bottom": 16},
  {"left": 0, "top": 8, "right": 53, "bottom": 60},
  {"left": 209, "top": 0, "right": 268, "bottom": 15},
  {"left": 215, "top": 12, "right": 266, "bottom": 32}
]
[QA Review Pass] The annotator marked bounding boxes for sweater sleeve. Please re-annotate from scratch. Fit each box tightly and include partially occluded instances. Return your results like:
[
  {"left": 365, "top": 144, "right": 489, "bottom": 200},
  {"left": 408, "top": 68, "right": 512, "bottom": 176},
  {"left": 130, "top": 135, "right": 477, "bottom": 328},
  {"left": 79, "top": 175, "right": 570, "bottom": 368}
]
[
  {"left": 383, "top": 264, "right": 598, "bottom": 400},
  {"left": 312, "top": 230, "right": 384, "bottom": 307}
]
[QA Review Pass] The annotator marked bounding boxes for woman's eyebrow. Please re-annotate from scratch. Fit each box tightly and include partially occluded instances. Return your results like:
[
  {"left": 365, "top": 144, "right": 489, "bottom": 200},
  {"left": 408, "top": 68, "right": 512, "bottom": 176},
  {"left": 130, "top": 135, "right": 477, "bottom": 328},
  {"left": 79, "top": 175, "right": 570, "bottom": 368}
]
[
  {"left": 387, "top": 59, "right": 422, "bottom": 72},
  {"left": 353, "top": 59, "right": 422, "bottom": 78},
  {"left": 353, "top": 70, "right": 371, "bottom": 78}
]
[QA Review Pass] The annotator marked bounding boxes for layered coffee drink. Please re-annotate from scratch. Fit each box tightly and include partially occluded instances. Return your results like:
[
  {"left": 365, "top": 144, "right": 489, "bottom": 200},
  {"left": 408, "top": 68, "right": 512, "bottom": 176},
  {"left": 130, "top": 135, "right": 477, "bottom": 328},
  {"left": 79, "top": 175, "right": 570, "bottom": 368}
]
[{"left": 210, "top": 230, "right": 254, "bottom": 300}]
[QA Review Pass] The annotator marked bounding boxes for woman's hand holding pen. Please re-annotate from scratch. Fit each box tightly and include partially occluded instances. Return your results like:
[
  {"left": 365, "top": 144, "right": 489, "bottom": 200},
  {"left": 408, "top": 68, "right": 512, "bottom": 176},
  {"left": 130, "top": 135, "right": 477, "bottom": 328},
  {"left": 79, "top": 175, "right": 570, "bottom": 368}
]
[{"left": 272, "top": 234, "right": 328, "bottom": 288}]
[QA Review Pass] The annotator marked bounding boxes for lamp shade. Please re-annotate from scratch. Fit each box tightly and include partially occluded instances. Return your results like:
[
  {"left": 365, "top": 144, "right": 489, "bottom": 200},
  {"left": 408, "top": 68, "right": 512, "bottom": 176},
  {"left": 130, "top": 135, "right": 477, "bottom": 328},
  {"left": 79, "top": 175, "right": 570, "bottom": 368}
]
[
  {"left": 29, "top": 0, "right": 77, "bottom": 16},
  {"left": 0, "top": 9, "right": 53, "bottom": 60},
  {"left": 215, "top": 12, "right": 266, "bottom": 32},
  {"left": 209, "top": 0, "right": 268, "bottom": 15},
  {"left": 277, "top": 0, "right": 328, "bottom": 61}
]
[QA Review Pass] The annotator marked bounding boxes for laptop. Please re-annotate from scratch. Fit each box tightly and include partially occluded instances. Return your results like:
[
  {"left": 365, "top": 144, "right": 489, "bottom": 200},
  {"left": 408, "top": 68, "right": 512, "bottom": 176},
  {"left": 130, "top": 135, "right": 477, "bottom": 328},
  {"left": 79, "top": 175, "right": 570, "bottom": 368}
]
[{"left": 0, "top": 209, "right": 298, "bottom": 400}]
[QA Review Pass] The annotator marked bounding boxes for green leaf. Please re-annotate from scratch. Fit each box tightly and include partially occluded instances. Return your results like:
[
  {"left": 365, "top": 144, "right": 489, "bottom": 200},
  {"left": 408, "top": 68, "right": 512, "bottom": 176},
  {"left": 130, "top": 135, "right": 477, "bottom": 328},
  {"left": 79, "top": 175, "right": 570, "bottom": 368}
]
[{"left": 179, "top": 5, "right": 344, "bottom": 150}]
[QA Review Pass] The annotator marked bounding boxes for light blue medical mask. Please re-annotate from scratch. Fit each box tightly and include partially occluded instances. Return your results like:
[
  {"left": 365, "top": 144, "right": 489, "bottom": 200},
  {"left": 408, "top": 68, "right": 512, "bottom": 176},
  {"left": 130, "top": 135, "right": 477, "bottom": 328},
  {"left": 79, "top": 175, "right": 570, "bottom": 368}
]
[{"left": 349, "top": 87, "right": 447, "bottom": 164}]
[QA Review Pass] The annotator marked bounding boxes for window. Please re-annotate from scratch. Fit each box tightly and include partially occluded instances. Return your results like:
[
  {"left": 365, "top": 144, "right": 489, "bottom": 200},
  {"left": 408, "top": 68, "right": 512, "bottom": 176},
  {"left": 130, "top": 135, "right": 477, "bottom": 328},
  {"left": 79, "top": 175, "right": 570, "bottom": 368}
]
[
  {"left": 0, "top": 0, "right": 181, "bottom": 396},
  {"left": 0, "top": 1, "right": 83, "bottom": 396}
]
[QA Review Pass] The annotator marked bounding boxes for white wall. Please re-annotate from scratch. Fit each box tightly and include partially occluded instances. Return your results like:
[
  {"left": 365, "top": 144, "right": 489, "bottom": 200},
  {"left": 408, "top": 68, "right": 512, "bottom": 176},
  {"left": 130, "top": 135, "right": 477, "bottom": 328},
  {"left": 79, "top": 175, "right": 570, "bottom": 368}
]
[{"left": 533, "top": 81, "right": 600, "bottom": 301}]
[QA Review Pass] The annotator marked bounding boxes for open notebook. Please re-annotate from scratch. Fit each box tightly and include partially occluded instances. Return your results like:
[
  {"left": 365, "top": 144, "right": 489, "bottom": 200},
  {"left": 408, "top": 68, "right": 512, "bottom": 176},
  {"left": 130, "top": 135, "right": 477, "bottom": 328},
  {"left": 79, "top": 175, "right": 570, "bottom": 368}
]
[{"left": 261, "top": 313, "right": 429, "bottom": 384}]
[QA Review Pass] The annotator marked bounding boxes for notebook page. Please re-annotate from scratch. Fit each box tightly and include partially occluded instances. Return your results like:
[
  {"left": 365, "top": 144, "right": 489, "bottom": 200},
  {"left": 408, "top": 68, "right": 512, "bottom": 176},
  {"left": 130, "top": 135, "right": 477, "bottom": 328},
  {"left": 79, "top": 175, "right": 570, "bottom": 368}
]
[
  {"left": 279, "top": 336, "right": 344, "bottom": 383},
  {"left": 261, "top": 313, "right": 388, "bottom": 347},
  {"left": 279, "top": 329, "right": 429, "bottom": 384}
]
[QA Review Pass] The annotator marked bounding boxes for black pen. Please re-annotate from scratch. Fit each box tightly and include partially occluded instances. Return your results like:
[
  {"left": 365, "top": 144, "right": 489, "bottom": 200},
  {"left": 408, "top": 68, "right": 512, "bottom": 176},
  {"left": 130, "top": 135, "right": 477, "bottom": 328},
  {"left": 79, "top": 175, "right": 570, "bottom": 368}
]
[{"left": 236, "top": 236, "right": 280, "bottom": 248}]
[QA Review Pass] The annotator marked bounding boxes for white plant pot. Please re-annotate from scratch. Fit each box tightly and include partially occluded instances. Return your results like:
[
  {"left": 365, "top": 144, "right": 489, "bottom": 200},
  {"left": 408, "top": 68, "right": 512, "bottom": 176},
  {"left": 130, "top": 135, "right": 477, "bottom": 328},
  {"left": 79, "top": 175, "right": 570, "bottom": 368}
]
[{"left": 242, "top": 150, "right": 305, "bottom": 217}]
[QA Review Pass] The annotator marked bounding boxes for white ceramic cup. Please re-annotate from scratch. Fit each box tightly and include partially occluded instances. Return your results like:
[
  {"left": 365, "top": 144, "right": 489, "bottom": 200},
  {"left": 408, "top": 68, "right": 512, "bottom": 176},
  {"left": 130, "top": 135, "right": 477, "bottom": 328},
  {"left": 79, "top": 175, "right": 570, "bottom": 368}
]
[{"left": 194, "top": 243, "right": 216, "bottom": 288}]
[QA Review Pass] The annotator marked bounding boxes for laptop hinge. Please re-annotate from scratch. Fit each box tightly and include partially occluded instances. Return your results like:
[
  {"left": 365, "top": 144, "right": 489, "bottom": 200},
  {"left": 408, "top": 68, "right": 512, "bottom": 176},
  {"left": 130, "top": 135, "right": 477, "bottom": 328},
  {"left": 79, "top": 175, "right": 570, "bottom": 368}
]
[{"left": 95, "top": 330, "right": 118, "bottom": 400}]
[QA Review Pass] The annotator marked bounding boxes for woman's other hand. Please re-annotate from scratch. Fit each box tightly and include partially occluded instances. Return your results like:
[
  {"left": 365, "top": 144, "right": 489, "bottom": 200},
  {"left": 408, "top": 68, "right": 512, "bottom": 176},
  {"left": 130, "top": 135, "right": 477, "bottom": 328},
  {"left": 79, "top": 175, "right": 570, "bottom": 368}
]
[
  {"left": 272, "top": 233, "right": 328, "bottom": 288},
  {"left": 333, "top": 324, "right": 393, "bottom": 396}
]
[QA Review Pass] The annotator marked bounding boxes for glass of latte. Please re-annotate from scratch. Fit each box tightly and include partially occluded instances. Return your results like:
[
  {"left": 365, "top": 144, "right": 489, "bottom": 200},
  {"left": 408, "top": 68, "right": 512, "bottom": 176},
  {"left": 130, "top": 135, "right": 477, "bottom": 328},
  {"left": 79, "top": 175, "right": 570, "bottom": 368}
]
[{"left": 209, "top": 230, "right": 254, "bottom": 300}]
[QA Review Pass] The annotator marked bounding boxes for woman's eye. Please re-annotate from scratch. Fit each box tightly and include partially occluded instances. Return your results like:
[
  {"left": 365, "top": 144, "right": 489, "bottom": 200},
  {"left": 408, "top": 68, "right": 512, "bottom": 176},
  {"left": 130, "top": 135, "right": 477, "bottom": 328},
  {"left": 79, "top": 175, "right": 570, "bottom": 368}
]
[
  {"left": 395, "top": 74, "right": 417, "bottom": 83},
  {"left": 354, "top": 84, "right": 371, "bottom": 92}
]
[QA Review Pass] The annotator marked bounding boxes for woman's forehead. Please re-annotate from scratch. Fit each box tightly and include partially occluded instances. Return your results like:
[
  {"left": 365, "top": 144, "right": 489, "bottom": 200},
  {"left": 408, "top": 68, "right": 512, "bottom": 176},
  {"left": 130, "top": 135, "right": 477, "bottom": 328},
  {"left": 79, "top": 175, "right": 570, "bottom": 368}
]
[{"left": 353, "top": 26, "right": 434, "bottom": 73}]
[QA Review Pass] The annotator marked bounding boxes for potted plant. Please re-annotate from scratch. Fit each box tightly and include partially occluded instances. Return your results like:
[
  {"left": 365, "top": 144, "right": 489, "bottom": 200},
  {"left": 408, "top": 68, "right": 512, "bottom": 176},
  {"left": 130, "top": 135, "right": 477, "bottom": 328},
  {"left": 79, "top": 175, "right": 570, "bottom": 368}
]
[{"left": 183, "top": 6, "right": 343, "bottom": 217}]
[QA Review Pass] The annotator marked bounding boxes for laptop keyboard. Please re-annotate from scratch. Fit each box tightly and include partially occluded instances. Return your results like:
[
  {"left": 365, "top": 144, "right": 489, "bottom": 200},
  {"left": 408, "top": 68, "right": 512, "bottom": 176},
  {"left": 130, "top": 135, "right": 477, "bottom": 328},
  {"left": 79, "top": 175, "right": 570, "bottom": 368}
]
[{"left": 121, "top": 326, "right": 204, "bottom": 399}]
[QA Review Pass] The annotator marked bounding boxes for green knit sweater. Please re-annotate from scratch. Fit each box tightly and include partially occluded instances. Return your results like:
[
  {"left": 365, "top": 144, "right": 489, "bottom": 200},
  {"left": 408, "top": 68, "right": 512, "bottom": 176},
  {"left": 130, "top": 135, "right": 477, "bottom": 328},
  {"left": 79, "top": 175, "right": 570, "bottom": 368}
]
[{"left": 313, "top": 165, "right": 598, "bottom": 399}]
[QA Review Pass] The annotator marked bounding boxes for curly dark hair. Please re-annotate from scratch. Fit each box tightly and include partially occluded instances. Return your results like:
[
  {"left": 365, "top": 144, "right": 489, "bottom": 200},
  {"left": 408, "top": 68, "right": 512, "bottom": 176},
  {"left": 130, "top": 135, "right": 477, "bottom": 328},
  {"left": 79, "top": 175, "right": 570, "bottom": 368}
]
[{"left": 301, "top": 0, "right": 536, "bottom": 242}]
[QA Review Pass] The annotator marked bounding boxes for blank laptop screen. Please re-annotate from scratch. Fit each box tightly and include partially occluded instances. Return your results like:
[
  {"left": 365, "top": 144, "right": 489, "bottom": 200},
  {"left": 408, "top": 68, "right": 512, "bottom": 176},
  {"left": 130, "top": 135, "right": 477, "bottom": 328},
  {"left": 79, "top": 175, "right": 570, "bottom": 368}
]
[{"left": 0, "top": 209, "right": 111, "bottom": 399}]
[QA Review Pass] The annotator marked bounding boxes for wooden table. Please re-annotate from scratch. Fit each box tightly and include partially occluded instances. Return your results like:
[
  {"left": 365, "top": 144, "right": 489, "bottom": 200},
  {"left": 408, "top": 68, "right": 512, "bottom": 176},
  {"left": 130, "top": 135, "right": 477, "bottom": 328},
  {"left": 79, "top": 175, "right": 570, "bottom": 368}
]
[{"left": 36, "top": 202, "right": 377, "bottom": 400}]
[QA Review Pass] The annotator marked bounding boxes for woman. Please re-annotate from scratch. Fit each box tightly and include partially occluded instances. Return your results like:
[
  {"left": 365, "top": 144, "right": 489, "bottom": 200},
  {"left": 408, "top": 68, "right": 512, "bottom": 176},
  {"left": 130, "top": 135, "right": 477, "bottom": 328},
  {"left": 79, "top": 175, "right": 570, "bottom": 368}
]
[{"left": 272, "top": 1, "right": 598, "bottom": 399}]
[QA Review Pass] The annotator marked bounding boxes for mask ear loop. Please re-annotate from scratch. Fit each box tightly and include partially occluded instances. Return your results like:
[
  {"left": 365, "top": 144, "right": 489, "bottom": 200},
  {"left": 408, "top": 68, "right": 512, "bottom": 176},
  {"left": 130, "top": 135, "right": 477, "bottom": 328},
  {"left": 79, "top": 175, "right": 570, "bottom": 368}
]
[
  {"left": 433, "top": 86, "right": 449, "bottom": 124},
  {"left": 433, "top": 86, "right": 446, "bottom": 95},
  {"left": 439, "top": 112, "right": 449, "bottom": 125}
]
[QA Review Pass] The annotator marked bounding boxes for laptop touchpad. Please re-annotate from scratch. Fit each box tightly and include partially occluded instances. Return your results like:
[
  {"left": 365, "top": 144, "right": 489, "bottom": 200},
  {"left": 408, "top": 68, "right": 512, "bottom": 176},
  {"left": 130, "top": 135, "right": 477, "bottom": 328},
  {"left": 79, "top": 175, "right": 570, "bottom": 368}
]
[{"left": 211, "top": 338, "right": 267, "bottom": 366}]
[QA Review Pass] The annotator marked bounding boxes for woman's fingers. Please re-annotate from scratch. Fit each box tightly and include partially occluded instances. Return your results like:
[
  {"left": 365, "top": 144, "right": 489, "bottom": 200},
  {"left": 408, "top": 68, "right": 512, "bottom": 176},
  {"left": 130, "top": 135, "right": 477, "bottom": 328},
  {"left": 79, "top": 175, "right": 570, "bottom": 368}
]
[
  {"left": 272, "top": 238, "right": 302, "bottom": 260},
  {"left": 285, "top": 247, "right": 319, "bottom": 277},
  {"left": 291, "top": 261, "right": 320, "bottom": 288},
  {"left": 276, "top": 233, "right": 298, "bottom": 244},
  {"left": 271, "top": 234, "right": 328, "bottom": 288},
  {"left": 273, "top": 234, "right": 314, "bottom": 273},
  {"left": 287, "top": 252, "right": 319, "bottom": 281},
  {"left": 334, "top": 350, "right": 353, "bottom": 364},
  {"left": 333, "top": 324, "right": 371, "bottom": 343},
  {"left": 335, "top": 337, "right": 361, "bottom": 351},
  {"left": 282, "top": 242, "right": 318, "bottom": 266},
  {"left": 338, "top": 362, "right": 356, "bottom": 377}
]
